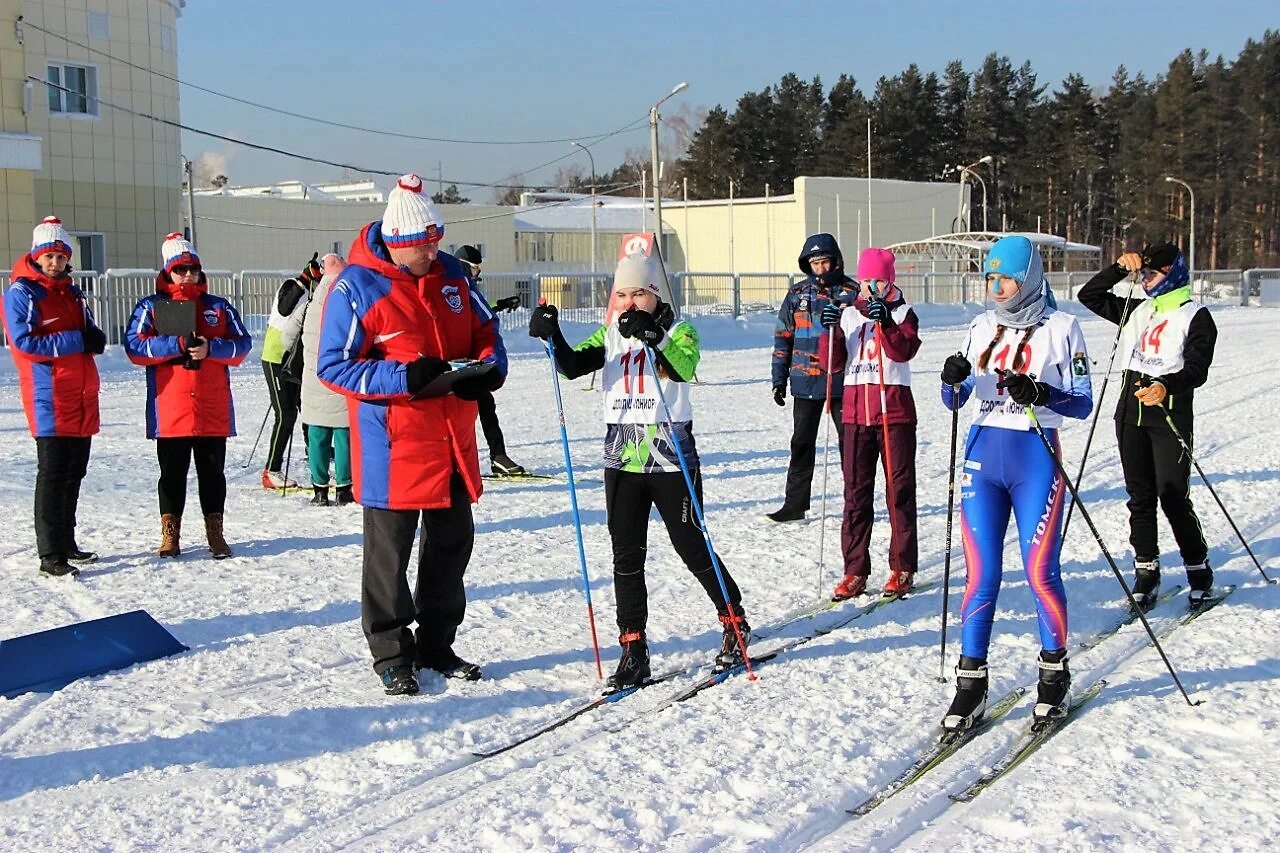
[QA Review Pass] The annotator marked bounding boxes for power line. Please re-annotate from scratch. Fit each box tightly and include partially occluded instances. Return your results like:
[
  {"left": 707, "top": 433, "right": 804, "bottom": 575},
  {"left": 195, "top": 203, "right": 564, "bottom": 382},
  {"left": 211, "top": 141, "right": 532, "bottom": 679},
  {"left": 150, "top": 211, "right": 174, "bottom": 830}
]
[{"left": 18, "top": 16, "right": 642, "bottom": 147}]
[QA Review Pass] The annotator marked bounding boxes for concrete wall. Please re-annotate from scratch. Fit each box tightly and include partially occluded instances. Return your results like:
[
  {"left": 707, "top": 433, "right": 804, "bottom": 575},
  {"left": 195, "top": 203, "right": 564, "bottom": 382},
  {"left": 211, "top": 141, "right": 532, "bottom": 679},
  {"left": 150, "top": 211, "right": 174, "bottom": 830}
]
[{"left": 1, "top": 0, "right": 36, "bottom": 264}]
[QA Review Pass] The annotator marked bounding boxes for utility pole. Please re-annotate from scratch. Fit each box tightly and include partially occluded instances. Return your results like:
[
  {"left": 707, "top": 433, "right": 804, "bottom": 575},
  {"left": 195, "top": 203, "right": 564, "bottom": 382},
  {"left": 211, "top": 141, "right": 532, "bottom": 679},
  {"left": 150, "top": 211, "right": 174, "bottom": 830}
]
[{"left": 180, "top": 155, "right": 197, "bottom": 248}]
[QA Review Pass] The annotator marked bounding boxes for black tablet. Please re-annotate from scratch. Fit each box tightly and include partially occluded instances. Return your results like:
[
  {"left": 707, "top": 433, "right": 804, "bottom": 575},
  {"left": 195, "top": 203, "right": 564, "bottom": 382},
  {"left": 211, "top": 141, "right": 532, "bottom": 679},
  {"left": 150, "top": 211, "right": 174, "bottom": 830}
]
[{"left": 411, "top": 359, "right": 496, "bottom": 400}]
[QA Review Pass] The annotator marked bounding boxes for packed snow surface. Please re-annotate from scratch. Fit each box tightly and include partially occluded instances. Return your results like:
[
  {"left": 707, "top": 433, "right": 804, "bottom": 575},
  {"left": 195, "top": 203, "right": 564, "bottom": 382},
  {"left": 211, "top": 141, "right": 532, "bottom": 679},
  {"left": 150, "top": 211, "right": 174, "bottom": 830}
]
[{"left": 2, "top": 304, "right": 1278, "bottom": 851}]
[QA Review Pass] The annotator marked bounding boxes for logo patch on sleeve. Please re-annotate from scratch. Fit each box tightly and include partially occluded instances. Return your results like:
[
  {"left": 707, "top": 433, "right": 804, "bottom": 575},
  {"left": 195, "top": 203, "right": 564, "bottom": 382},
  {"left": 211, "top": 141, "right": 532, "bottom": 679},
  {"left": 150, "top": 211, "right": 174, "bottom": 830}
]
[{"left": 1072, "top": 352, "right": 1089, "bottom": 376}]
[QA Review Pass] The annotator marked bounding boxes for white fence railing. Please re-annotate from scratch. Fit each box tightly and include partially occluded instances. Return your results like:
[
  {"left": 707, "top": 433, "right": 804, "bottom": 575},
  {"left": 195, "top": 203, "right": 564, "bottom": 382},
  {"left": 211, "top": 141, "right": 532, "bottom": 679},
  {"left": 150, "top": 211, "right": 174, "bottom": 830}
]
[{"left": 1, "top": 267, "right": 1268, "bottom": 347}]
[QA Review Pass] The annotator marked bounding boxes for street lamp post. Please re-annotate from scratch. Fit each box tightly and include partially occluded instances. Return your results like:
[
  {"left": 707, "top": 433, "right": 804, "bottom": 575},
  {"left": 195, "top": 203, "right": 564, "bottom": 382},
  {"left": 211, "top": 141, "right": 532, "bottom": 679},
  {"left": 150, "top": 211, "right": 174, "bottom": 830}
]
[
  {"left": 180, "top": 155, "right": 197, "bottom": 247},
  {"left": 955, "top": 155, "right": 993, "bottom": 232},
  {"left": 650, "top": 81, "right": 689, "bottom": 256},
  {"left": 1165, "top": 176, "right": 1195, "bottom": 284},
  {"left": 571, "top": 141, "right": 597, "bottom": 276}
]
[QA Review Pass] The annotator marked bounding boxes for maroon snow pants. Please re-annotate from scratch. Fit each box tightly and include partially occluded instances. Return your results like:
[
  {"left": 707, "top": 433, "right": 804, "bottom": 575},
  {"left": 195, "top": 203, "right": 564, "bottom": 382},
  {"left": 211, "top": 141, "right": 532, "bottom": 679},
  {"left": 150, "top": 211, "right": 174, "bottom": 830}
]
[{"left": 839, "top": 422, "right": 918, "bottom": 579}]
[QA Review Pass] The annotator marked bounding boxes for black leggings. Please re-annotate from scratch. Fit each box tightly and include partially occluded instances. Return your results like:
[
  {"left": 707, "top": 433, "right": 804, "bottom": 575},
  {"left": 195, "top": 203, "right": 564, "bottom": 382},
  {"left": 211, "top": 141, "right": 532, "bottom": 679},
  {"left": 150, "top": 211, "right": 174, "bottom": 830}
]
[
  {"left": 604, "top": 468, "right": 742, "bottom": 632},
  {"left": 263, "top": 361, "right": 301, "bottom": 473},
  {"left": 1117, "top": 422, "right": 1208, "bottom": 566},
  {"left": 156, "top": 437, "right": 227, "bottom": 517}
]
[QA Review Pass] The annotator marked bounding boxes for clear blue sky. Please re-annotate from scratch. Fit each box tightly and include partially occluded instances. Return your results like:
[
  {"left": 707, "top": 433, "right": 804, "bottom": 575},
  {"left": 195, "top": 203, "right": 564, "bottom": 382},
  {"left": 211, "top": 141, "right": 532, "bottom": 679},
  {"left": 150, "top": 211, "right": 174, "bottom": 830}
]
[{"left": 176, "top": 0, "right": 1277, "bottom": 200}]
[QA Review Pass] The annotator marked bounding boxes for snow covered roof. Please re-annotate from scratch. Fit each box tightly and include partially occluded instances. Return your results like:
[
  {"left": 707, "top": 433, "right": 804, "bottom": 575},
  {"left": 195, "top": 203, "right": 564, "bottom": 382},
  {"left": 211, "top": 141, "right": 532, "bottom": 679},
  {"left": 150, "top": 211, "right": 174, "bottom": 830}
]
[{"left": 514, "top": 195, "right": 665, "bottom": 233}]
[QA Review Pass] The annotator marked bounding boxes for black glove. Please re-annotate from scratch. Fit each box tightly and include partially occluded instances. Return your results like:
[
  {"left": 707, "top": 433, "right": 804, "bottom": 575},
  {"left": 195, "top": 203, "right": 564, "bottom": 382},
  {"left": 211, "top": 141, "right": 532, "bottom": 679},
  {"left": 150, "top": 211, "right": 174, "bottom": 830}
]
[
  {"left": 82, "top": 325, "right": 106, "bottom": 354},
  {"left": 299, "top": 252, "right": 322, "bottom": 286},
  {"left": 940, "top": 352, "right": 971, "bottom": 385},
  {"left": 452, "top": 371, "right": 498, "bottom": 401},
  {"left": 405, "top": 356, "right": 450, "bottom": 394},
  {"left": 181, "top": 334, "right": 205, "bottom": 371},
  {"left": 494, "top": 295, "right": 521, "bottom": 312},
  {"left": 617, "top": 308, "right": 665, "bottom": 345},
  {"left": 820, "top": 301, "right": 843, "bottom": 329},
  {"left": 529, "top": 303, "right": 560, "bottom": 340},
  {"left": 865, "top": 297, "right": 895, "bottom": 327},
  {"left": 773, "top": 385, "right": 786, "bottom": 407},
  {"left": 997, "top": 370, "right": 1051, "bottom": 406}
]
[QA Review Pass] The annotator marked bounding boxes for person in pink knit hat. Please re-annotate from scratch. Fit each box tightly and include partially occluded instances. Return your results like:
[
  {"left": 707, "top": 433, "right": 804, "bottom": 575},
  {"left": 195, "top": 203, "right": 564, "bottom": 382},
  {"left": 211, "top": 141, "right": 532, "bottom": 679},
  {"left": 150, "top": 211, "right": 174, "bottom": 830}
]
[{"left": 818, "top": 247, "right": 922, "bottom": 599}]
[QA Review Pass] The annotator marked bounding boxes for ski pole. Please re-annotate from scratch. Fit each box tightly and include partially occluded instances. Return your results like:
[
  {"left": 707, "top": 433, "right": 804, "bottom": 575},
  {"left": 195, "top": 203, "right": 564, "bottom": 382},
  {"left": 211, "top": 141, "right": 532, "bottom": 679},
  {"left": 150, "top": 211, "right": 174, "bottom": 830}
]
[
  {"left": 1023, "top": 403, "right": 1199, "bottom": 706},
  {"left": 873, "top": 319, "right": 901, "bottom": 580},
  {"left": 542, "top": 335, "right": 604, "bottom": 679},
  {"left": 281, "top": 421, "right": 296, "bottom": 496},
  {"left": 241, "top": 408, "right": 270, "bottom": 469},
  {"left": 1154, "top": 406, "right": 1275, "bottom": 584},
  {"left": 816, "top": 322, "right": 838, "bottom": 600},
  {"left": 1064, "top": 272, "right": 1139, "bottom": 539},
  {"left": 643, "top": 343, "right": 755, "bottom": 680},
  {"left": 938, "top": 381, "right": 961, "bottom": 682}
]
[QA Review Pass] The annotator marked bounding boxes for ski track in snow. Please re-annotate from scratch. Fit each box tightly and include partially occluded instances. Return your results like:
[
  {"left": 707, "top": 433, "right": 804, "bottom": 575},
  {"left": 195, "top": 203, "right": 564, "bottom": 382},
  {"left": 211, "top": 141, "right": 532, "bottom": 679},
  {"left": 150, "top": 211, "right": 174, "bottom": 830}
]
[{"left": 1, "top": 307, "right": 1278, "bottom": 851}]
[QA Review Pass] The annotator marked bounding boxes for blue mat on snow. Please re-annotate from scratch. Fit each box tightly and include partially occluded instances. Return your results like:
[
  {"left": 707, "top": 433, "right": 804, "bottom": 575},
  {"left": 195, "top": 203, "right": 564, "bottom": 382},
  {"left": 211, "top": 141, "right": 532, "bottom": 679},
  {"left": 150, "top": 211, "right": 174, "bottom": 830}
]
[{"left": 0, "top": 610, "right": 188, "bottom": 699}]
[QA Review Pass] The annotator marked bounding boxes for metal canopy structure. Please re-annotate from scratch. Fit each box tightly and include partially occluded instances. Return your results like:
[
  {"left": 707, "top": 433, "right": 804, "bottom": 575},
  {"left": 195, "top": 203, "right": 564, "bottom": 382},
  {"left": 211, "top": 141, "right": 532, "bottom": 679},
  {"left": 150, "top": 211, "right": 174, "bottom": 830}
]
[{"left": 886, "top": 231, "right": 1102, "bottom": 273}]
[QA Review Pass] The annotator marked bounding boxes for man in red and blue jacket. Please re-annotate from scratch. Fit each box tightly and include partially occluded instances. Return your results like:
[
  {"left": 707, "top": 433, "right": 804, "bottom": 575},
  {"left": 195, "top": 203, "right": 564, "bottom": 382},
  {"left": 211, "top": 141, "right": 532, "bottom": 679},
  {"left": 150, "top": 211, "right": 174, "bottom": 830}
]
[
  {"left": 317, "top": 174, "right": 506, "bottom": 696},
  {"left": 3, "top": 216, "right": 106, "bottom": 577}
]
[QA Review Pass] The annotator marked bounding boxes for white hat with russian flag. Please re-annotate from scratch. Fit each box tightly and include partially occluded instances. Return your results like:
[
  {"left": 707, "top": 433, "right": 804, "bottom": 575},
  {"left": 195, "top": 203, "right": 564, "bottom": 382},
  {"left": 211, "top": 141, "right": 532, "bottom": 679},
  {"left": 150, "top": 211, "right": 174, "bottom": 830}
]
[
  {"left": 30, "top": 216, "right": 73, "bottom": 259},
  {"left": 382, "top": 174, "right": 445, "bottom": 248},
  {"left": 161, "top": 231, "right": 201, "bottom": 272}
]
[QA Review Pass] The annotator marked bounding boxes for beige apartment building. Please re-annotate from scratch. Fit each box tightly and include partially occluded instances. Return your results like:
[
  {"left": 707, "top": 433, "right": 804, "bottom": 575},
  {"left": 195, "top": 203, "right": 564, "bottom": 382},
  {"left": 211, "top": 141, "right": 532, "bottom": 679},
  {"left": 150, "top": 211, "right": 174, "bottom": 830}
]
[{"left": 1, "top": 0, "right": 183, "bottom": 271}]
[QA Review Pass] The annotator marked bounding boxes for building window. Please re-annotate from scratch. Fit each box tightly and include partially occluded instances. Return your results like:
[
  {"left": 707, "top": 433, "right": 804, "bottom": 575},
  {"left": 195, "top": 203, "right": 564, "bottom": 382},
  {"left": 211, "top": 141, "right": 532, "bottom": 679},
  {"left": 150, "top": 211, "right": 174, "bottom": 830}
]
[
  {"left": 160, "top": 25, "right": 174, "bottom": 52},
  {"left": 87, "top": 11, "right": 109, "bottom": 39},
  {"left": 72, "top": 233, "right": 106, "bottom": 275},
  {"left": 47, "top": 63, "right": 99, "bottom": 117}
]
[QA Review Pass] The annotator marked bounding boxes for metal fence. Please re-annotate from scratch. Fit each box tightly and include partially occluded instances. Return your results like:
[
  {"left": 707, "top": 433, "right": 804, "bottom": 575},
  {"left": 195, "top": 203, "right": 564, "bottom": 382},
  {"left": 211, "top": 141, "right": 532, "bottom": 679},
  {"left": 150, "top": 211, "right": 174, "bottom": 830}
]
[{"left": 2, "top": 265, "right": 1270, "bottom": 347}]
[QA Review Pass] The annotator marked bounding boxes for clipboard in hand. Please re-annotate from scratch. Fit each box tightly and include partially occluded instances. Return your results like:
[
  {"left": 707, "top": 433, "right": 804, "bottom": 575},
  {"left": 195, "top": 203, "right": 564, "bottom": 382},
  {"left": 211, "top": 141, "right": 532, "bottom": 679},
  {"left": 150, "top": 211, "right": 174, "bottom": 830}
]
[
  {"left": 411, "top": 359, "right": 496, "bottom": 400},
  {"left": 152, "top": 299, "right": 198, "bottom": 336}
]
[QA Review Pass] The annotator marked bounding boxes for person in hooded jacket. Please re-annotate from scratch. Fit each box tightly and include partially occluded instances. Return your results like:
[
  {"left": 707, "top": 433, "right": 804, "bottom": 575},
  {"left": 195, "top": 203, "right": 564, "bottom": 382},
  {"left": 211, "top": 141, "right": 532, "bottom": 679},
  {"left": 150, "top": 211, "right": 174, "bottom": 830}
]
[
  {"left": 768, "top": 233, "right": 856, "bottom": 522},
  {"left": 3, "top": 216, "right": 106, "bottom": 577},
  {"left": 1077, "top": 242, "right": 1217, "bottom": 608},
  {"left": 124, "top": 233, "right": 252, "bottom": 560},
  {"left": 300, "top": 252, "right": 353, "bottom": 507},
  {"left": 937, "top": 235, "right": 1093, "bottom": 735},
  {"left": 528, "top": 252, "right": 751, "bottom": 692},
  {"left": 317, "top": 174, "right": 507, "bottom": 697},
  {"left": 818, "top": 247, "right": 922, "bottom": 600}
]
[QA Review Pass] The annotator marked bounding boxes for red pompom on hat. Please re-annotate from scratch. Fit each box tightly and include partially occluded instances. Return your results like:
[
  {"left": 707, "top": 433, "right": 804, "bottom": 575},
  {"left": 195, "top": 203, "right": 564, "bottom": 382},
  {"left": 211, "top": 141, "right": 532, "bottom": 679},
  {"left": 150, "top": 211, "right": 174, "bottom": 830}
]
[
  {"left": 30, "top": 216, "right": 73, "bottom": 259},
  {"left": 381, "top": 174, "right": 445, "bottom": 248},
  {"left": 161, "top": 231, "right": 201, "bottom": 272}
]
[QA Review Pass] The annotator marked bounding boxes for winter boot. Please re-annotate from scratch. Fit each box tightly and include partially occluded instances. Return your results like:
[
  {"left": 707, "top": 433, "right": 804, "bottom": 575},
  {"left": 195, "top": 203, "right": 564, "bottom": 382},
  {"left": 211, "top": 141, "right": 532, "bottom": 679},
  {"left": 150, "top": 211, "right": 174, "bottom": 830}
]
[
  {"left": 941, "top": 656, "right": 988, "bottom": 734},
  {"left": 39, "top": 556, "right": 79, "bottom": 578},
  {"left": 335, "top": 485, "right": 355, "bottom": 506},
  {"left": 832, "top": 574, "right": 868, "bottom": 602},
  {"left": 67, "top": 546, "right": 99, "bottom": 564},
  {"left": 156, "top": 514, "right": 181, "bottom": 558},
  {"left": 883, "top": 569, "right": 916, "bottom": 597},
  {"left": 1186, "top": 561, "right": 1215, "bottom": 609},
  {"left": 204, "top": 513, "right": 233, "bottom": 559},
  {"left": 490, "top": 454, "right": 526, "bottom": 476},
  {"left": 262, "top": 469, "right": 299, "bottom": 490},
  {"left": 1033, "top": 649, "right": 1072, "bottom": 725},
  {"left": 766, "top": 505, "right": 806, "bottom": 523},
  {"left": 417, "top": 647, "right": 483, "bottom": 681},
  {"left": 605, "top": 631, "right": 651, "bottom": 692},
  {"left": 1131, "top": 558, "right": 1160, "bottom": 612},
  {"left": 310, "top": 486, "right": 331, "bottom": 506},
  {"left": 713, "top": 611, "right": 752, "bottom": 673},
  {"left": 380, "top": 665, "right": 419, "bottom": 696}
]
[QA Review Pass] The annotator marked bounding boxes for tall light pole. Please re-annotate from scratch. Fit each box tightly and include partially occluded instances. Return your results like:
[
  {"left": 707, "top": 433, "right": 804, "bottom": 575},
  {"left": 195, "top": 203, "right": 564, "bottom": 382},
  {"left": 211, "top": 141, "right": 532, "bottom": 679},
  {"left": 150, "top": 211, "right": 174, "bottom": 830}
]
[
  {"left": 571, "top": 141, "right": 597, "bottom": 275},
  {"left": 1165, "top": 176, "right": 1195, "bottom": 283},
  {"left": 650, "top": 81, "right": 689, "bottom": 255},
  {"left": 955, "top": 155, "right": 993, "bottom": 232},
  {"left": 180, "top": 155, "right": 197, "bottom": 248}
]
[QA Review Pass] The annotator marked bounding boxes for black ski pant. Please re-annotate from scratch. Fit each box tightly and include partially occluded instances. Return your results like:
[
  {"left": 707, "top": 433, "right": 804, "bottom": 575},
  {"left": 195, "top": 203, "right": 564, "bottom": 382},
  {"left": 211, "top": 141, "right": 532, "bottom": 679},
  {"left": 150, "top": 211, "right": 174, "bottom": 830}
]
[
  {"left": 262, "top": 360, "right": 300, "bottom": 474},
  {"left": 1116, "top": 421, "right": 1208, "bottom": 567},
  {"left": 156, "top": 437, "right": 227, "bottom": 518},
  {"left": 361, "top": 471, "right": 474, "bottom": 674},
  {"left": 34, "top": 436, "right": 92, "bottom": 560},
  {"left": 476, "top": 390, "right": 506, "bottom": 458},
  {"left": 782, "top": 396, "right": 845, "bottom": 512},
  {"left": 604, "top": 468, "right": 742, "bottom": 633}
]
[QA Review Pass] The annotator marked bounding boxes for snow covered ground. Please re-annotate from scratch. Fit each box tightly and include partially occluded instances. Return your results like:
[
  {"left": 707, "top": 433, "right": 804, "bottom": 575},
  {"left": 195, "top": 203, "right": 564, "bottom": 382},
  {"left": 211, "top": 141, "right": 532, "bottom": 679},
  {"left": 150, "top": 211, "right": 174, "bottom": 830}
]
[{"left": 2, "top": 304, "right": 1278, "bottom": 851}]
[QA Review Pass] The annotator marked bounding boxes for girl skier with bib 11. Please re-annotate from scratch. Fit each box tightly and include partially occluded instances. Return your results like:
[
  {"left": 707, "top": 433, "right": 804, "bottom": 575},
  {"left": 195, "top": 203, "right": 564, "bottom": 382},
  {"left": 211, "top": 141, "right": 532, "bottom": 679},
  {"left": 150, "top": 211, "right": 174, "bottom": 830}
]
[
  {"left": 937, "top": 235, "right": 1093, "bottom": 733},
  {"left": 528, "top": 252, "right": 750, "bottom": 691}
]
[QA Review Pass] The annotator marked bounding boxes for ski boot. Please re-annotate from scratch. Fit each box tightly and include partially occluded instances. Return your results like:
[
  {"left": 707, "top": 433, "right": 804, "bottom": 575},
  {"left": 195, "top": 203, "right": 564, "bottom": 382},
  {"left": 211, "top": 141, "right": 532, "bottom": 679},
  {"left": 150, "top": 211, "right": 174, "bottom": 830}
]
[
  {"left": 832, "top": 574, "right": 867, "bottom": 602},
  {"left": 1032, "top": 649, "right": 1071, "bottom": 728},
  {"left": 1131, "top": 558, "right": 1160, "bottom": 612},
  {"left": 417, "top": 647, "right": 482, "bottom": 681},
  {"left": 605, "top": 630, "right": 651, "bottom": 692},
  {"left": 491, "top": 455, "right": 526, "bottom": 477},
  {"left": 941, "top": 656, "right": 988, "bottom": 736},
  {"left": 335, "top": 485, "right": 355, "bottom": 506},
  {"left": 380, "top": 665, "right": 419, "bottom": 696},
  {"left": 1186, "top": 560, "right": 1215, "bottom": 610},
  {"left": 262, "top": 469, "right": 299, "bottom": 490},
  {"left": 882, "top": 569, "right": 916, "bottom": 598},
  {"left": 310, "top": 486, "right": 331, "bottom": 506},
  {"left": 713, "top": 612, "right": 752, "bottom": 673}
]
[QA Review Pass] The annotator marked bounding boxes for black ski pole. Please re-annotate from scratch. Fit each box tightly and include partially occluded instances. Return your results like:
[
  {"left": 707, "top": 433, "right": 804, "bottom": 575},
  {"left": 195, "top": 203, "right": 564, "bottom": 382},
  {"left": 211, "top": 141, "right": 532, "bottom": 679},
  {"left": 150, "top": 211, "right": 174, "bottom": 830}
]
[
  {"left": 1022, "top": 404, "right": 1199, "bottom": 706},
  {"left": 241, "top": 408, "right": 270, "bottom": 469},
  {"left": 937, "top": 381, "right": 961, "bottom": 682},
  {"left": 281, "top": 424, "right": 296, "bottom": 497},
  {"left": 1155, "top": 407, "right": 1276, "bottom": 585},
  {"left": 1064, "top": 272, "right": 1139, "bottom": 539}
]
